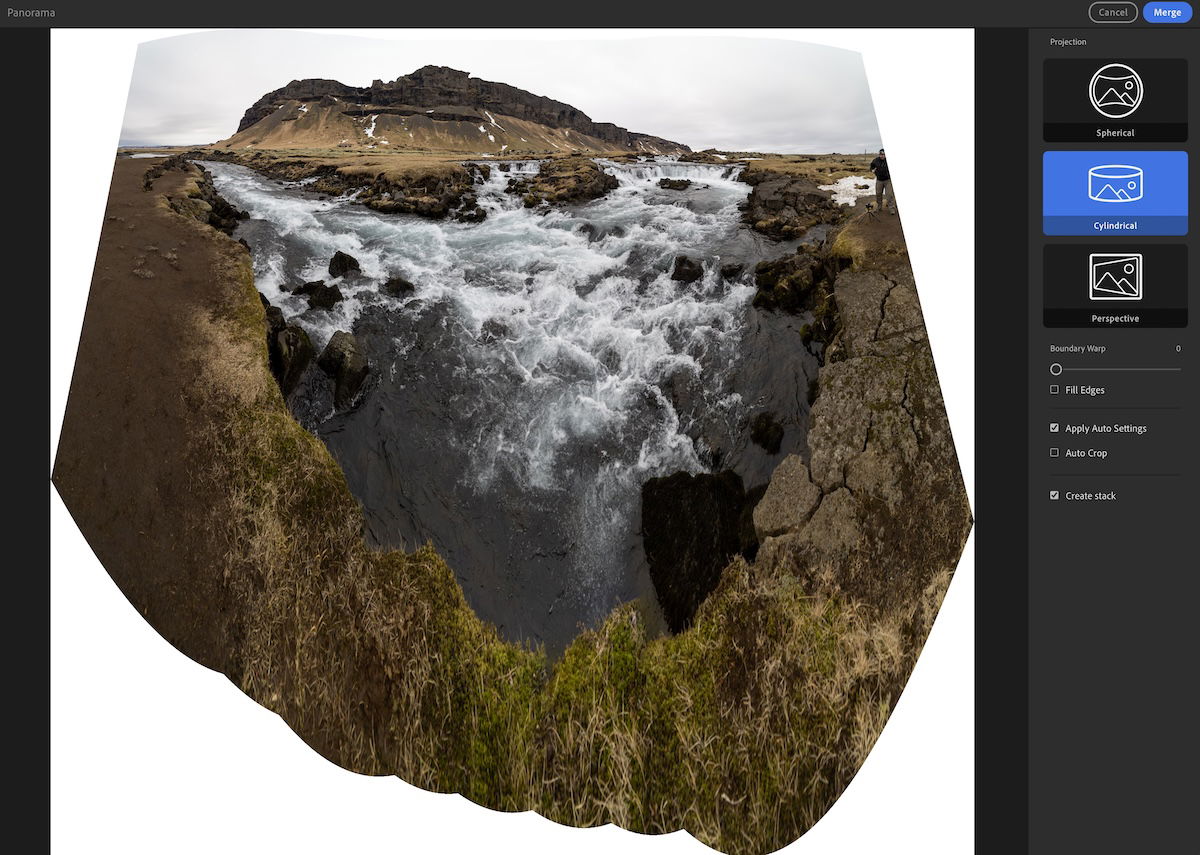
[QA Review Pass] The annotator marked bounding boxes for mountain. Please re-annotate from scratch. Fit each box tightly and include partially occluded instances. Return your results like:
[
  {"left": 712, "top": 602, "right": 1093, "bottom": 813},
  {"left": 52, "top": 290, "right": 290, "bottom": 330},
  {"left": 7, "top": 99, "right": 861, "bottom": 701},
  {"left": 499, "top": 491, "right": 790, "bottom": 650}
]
[
  {"left": 1094, "top": 271, "right": 1138, "bottom": 295},
  {"left": 218, "top": 66, "right": 690, "bottom": 156},
  {"left": 1096, "top": 88, "right": 1137, "bottom": 107}
]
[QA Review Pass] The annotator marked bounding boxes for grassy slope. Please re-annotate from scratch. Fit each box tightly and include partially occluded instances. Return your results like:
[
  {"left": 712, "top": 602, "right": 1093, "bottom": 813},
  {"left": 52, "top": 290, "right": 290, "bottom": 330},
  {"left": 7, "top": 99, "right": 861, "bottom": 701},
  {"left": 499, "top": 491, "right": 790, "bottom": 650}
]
[{"left": 57, "top": 158, "right": 958, "bottom": 855}]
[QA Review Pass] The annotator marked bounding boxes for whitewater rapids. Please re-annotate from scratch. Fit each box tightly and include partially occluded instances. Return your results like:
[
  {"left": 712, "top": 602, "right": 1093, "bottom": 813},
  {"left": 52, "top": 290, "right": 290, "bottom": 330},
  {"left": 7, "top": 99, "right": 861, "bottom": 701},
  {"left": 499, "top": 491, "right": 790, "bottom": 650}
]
[{"left": 205, "top": 157, "right": 819, "bottom": 653}]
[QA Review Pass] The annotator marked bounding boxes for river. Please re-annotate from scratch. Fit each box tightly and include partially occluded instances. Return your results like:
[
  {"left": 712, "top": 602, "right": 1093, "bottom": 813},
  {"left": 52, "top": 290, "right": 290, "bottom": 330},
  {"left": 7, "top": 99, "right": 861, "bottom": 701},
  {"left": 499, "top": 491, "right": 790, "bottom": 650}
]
[{"left": 205, "top": 157, "right": 820, "bottom": 654}]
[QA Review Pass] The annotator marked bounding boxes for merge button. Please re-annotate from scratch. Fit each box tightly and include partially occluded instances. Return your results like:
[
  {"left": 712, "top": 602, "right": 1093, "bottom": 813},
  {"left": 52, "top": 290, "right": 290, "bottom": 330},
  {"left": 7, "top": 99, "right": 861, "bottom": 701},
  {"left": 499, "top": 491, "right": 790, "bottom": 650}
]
[
  {"left": 1144, "top": 2, "right": 1193, "bottom": 22},
  {"left": 1089, "top": 2, "right": 1140, "bottom": 21}
]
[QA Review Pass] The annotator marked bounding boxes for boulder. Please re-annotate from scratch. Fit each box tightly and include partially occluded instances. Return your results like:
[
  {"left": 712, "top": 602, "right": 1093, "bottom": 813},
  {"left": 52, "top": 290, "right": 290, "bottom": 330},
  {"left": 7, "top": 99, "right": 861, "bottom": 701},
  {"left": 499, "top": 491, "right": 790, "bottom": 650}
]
[
  {"left": 328, "top": 250, "right": 361, "bottom": 278},
  {"left": 479, "top": 318, "right": 510, "bottom": 343},
  {"left": 271, "top": 324, "right": 316, "bottom": 398},
  {"left": 657, "top": 178, "right": 692, "bottom": 190},
  {"left": 260, "top": 292, "right": 284, "bottom": 335},
  {"left": 671, "top": 255, "right": 704, "bottom": 284},
  {"left": 317, "top": 331, "right": 370, "bottom": 409},
  {"left": 294, "top": 279, "right": 344, "bottom": 311},
  {"left": 753, "top": 251, "right": 820, "bottom": 312},
  {"left": 719, "top": 263, "right": 745, "bottom": 281},
  {"left": 641, "top": 470, "right": 752, "bottom": 632},
  {"left": 749, "top": 411, "right": 784, "bottom": 454},
  {"left": 259, "top": 292, "right": 313, "bottom": 397},
  {"left": 381, "top": 275, "right": 416, "bottom": 298}
]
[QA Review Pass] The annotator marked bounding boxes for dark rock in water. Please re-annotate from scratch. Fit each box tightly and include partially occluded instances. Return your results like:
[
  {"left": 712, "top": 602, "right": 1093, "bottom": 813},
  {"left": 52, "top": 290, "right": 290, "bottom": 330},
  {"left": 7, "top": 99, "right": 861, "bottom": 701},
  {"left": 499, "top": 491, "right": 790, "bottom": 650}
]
[
  {"left": 577, "top": 222, "right": 596, "bottom": 241},
  {"left": 750, "top": 412, "right": 784, "bottom": 455},
  {"left": 381, "top": 275, "right": 416, "bottom": 298},
  {"left": 641, "top": 469, "right": 749, "bottom": 632},
  {"left": 658, "top": 178, "right": 692, "bottom": 190},
  {"left": 263, "top": 303, "right": 285, "bottom": 337},
  {"left": 259, "top": 291, "right": 313, "bottom": 397},
  {"left": 455, "top": 203, "right": 487, "bottom": 223},
  {"left": 720, "top": 263, "right": 745, "bottom": 281},
  {"left": 671, "top": 255, "right": 704, "bottom": 284},
  {"left": 272, "top": 325, "right": 315, "bottom": 397},
  {"left": 480, "top": 318, "right": 510, "bottom": 343},
  {"left": 294, "top": 279, "right": 344, "bottom": 311},
  {"left": 328, "top": 250, "right": 361, "bottom": 278},
  {"left": 317, "top": 330, "right": 370, "bottom": 409},
  {"left": 661, "top": 365, "right": 702, "bottom": 417},
  {"left": 855, "top": 183, "right": 871, "bottom": 190},
  {"left": 753, "top": 251, "right": 820, "bottom": 312}
]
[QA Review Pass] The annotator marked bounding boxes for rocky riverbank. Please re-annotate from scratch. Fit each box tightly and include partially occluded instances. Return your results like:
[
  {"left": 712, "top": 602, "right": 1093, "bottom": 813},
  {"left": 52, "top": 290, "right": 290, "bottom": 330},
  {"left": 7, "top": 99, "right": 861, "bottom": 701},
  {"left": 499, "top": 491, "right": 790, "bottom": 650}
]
[{"left": 641, "top": 202, "right": 969, "bottom": 634}]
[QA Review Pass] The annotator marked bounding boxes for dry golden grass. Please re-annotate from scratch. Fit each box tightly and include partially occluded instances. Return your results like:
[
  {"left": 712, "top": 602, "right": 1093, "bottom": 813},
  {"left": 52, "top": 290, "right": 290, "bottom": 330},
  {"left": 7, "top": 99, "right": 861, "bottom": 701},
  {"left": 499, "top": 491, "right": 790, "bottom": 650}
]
[{"left": 741, "top": 153, "right": 876, "bottom": 184}]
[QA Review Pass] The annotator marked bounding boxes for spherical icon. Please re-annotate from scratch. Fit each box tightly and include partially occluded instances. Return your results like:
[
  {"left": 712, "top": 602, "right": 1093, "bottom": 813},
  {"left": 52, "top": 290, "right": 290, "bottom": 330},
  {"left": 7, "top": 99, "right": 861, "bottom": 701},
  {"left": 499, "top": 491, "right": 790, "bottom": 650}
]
[{"left": 1089, "top": 63, "right": 1143, "bottom": 119}]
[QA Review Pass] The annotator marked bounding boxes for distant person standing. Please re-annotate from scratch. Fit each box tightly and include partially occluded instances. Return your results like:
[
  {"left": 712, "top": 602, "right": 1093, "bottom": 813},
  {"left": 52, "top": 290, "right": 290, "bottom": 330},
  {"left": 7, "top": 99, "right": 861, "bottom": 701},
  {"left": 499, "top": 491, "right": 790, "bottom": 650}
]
[{"left": 870, "top": 148, "right": 894, "bottom": 214}]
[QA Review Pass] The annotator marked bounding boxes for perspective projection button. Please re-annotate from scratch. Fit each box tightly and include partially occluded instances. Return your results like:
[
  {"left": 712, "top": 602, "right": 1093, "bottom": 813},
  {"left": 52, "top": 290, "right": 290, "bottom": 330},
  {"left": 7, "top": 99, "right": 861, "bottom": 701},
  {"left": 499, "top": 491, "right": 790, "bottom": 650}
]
[{"left": 1089, "top": 2, "right": 1140, "bottom": 21}]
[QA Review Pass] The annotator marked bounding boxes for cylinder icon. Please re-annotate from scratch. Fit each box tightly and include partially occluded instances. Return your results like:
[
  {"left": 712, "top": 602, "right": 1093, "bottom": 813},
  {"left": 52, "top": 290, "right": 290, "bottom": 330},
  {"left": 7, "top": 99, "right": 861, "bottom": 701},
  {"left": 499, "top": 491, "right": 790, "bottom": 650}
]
[{"left": 1088, "top": 164, "right": 1143, "bottom": 203}]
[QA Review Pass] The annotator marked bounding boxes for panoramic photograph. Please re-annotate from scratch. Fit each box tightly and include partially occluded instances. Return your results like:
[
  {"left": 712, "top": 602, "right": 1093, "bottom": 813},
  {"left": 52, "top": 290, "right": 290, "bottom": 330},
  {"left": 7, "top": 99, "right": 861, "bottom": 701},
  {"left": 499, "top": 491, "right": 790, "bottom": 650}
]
[{"left": 52, "top": 31, "right": 972, "bottom": 855}]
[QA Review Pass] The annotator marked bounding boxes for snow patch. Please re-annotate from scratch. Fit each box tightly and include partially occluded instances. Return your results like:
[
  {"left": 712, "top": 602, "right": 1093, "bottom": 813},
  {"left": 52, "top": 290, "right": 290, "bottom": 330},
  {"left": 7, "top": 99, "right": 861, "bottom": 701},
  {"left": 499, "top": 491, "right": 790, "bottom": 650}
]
[{"left": 817, "top": 174, "right": 875, "bottom": 206}]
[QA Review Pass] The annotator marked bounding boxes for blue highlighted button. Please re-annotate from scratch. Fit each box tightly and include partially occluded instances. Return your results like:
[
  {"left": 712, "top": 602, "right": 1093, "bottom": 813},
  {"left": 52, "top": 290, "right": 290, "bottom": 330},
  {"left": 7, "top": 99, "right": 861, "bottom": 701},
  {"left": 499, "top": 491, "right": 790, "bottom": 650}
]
[
  {"left": 1043, "top": 151, "right": 1189, "bottom": 236},
  {"left": 1144, "top": 2, "right": 1192, "bottom": 22}
]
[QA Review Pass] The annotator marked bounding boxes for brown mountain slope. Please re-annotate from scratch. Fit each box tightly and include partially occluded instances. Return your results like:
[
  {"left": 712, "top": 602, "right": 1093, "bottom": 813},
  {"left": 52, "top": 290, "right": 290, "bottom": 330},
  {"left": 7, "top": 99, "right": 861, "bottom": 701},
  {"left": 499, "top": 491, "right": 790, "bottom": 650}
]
[{"left": 219, "top": 65, "right": 689, "bottom": 156}]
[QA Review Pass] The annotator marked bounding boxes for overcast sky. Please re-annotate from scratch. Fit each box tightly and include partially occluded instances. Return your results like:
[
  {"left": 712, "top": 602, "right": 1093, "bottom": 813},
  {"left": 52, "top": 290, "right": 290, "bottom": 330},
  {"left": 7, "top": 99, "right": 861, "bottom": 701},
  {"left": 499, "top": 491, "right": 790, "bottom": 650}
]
[{"left": 121, "top": 31, "right": 881, "bottom": 153}]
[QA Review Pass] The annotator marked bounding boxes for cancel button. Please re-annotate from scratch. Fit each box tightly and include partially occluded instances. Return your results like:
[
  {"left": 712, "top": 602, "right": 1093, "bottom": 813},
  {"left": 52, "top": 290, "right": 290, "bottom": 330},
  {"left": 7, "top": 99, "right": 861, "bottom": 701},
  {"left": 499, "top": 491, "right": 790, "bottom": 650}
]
[{"left": 1089, "top": 1, "right": 1140, "bottom": 21}]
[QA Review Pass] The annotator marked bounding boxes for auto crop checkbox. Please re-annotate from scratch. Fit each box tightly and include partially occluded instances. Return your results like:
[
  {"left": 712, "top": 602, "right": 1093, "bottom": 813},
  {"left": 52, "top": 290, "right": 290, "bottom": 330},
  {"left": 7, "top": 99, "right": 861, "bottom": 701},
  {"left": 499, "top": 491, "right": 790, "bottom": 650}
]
[
  {"left": 1049, "top": 490, "right": 1060, "bottom": 501},
  {"left": 1050, "top": 447, "right": 1060, "bottom": 458},
  {"left": 1050, "top": 422, "right": 1060, "bottom": 432}
]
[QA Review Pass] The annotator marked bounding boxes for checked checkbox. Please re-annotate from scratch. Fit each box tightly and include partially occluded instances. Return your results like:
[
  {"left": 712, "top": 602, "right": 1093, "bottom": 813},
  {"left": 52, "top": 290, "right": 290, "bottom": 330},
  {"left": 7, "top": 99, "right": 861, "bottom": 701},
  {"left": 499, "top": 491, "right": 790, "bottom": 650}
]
[
  {"left": 1050, "top": 423, "right": 1060, "bottom": 433},
  {"left": 1049, "top": 490, "right": 1060, "bottom": 501}
]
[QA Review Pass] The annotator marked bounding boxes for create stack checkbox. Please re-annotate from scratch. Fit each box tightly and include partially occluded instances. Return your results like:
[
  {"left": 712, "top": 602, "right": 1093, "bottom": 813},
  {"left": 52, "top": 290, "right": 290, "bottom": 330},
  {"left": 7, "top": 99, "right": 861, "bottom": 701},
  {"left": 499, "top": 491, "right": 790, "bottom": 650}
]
[{"left": 1050, "top": 490, "right": 1060, "bottom": 501}]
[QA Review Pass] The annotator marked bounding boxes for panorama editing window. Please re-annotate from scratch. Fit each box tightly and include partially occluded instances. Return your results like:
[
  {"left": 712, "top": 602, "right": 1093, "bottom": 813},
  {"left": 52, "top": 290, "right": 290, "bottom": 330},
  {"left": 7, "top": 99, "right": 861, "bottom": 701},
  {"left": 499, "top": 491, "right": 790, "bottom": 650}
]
[{"left": 27, "top": 6, "right": 1197, "bottom": 855}]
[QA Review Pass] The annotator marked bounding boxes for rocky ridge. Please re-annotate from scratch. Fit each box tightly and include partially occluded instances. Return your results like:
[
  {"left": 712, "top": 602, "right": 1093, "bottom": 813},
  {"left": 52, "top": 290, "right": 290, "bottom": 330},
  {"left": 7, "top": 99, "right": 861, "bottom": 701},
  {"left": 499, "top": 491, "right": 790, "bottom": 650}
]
[
  {"left": 228, "top": 65, "right": 689, "bottom": 156},
  {"left": 751, "top": 215, "right": 971, "bottom": 613},
  {"left": 644, "top": 201, "right": 970, "bottom": 631}
]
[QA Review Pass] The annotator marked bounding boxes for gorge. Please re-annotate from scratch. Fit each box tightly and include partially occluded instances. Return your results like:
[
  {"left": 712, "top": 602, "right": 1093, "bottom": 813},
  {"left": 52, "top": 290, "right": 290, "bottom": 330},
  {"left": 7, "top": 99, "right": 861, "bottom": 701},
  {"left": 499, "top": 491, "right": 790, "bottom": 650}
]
[{"left": 208, "top": 155, "right": 832, "bottom": 652}]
